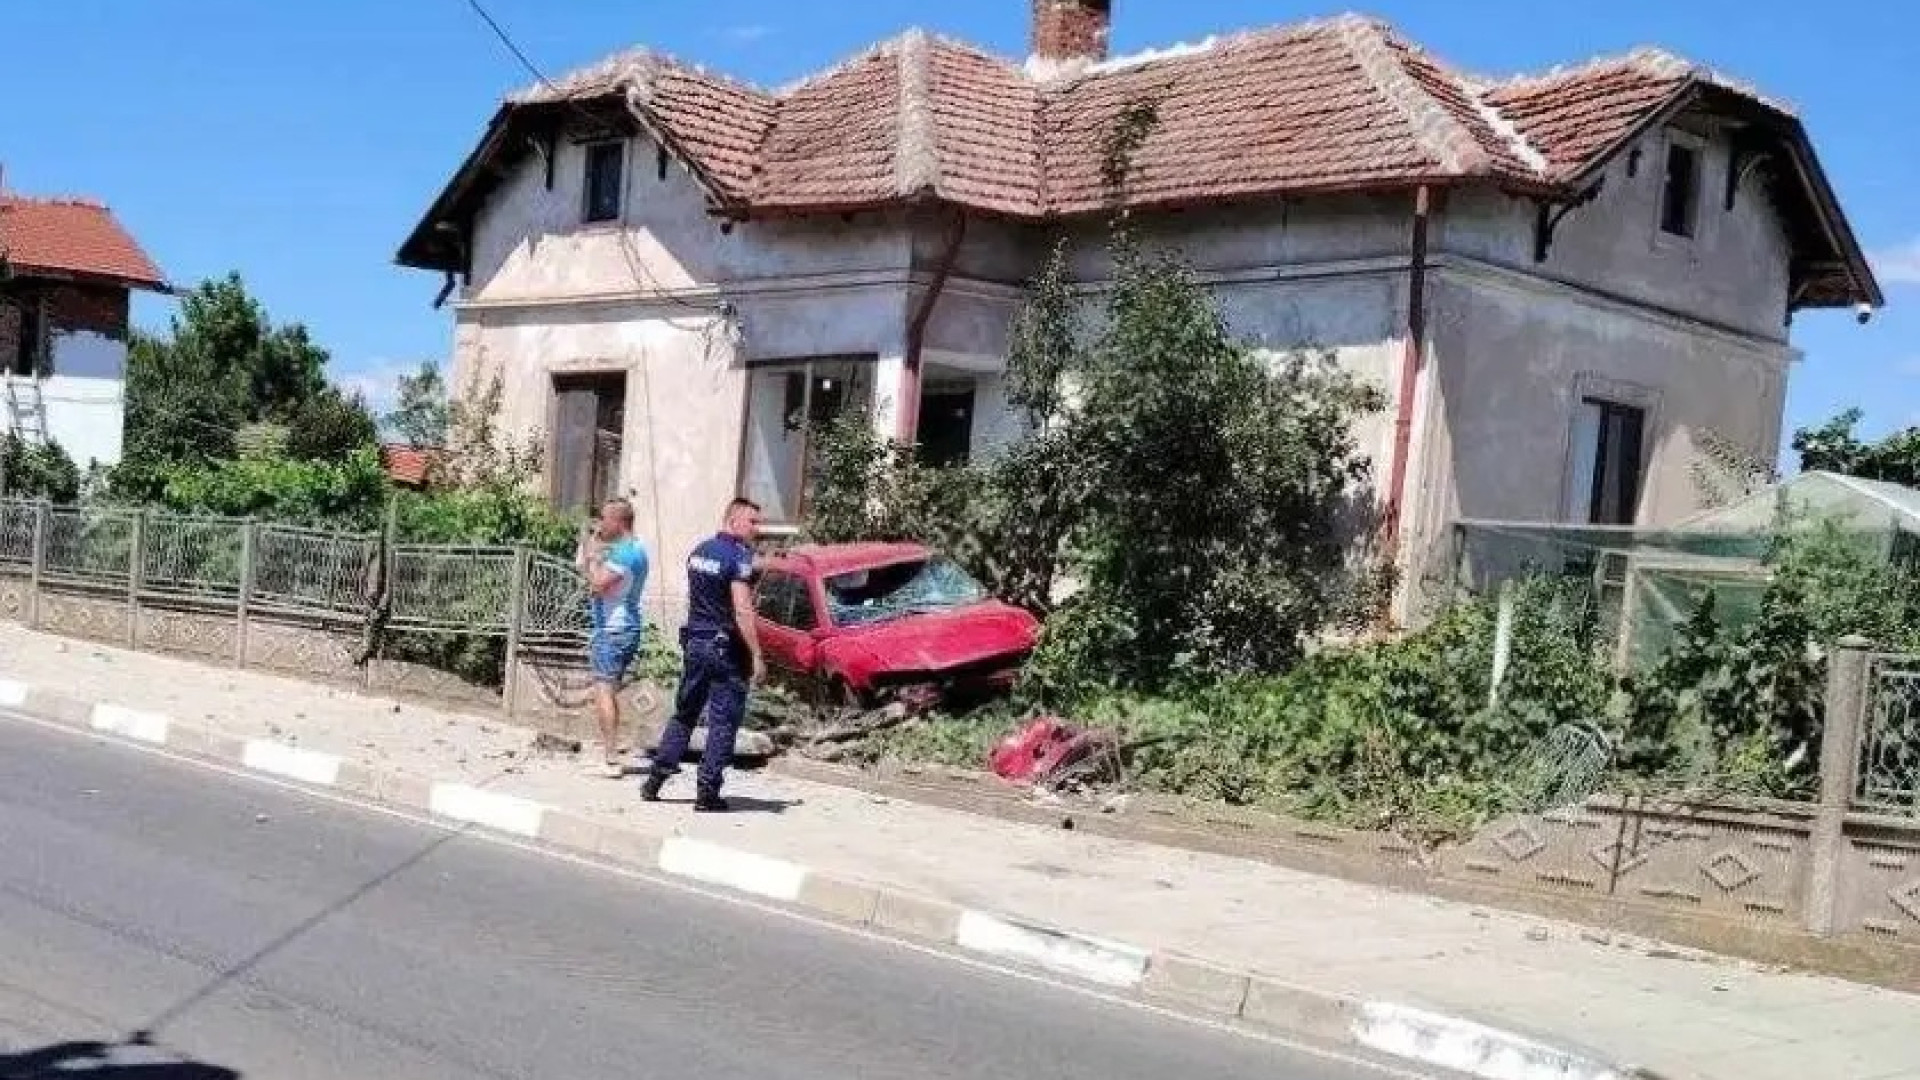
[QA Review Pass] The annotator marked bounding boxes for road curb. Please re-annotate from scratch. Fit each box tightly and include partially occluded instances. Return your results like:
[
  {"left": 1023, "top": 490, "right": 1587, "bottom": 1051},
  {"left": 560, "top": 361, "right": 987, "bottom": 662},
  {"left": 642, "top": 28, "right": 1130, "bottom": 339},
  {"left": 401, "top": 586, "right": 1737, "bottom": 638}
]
[{"left": 3, "top": 680, "right": 1656, "bottom": 1080}]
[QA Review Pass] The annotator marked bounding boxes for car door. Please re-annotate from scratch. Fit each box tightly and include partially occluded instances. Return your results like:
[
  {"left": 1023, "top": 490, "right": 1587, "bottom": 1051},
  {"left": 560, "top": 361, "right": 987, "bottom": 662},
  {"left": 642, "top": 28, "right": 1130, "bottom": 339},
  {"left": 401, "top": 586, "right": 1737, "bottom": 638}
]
[{"left": 753, "top": 572, "right": 818, "bottom": 689}]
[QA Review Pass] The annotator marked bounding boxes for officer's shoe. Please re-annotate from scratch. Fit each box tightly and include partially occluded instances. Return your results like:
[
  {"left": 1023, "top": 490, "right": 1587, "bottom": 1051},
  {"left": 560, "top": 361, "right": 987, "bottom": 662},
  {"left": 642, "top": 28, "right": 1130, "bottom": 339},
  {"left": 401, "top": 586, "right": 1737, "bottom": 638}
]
[
  {"left": 693, "top": 789, "right": 731, "bottom": 813},
  {"left": 639, "top": 773, "right": 668, "bottom": 803}
]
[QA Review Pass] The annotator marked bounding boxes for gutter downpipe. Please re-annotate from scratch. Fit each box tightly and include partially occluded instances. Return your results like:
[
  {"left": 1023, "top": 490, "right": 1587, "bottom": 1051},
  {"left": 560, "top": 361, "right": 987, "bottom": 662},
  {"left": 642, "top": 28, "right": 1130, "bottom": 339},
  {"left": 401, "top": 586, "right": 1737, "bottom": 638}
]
[
  {"left": 1382, "top": 184, "right": 1432, "bottom": 558},
  {"left": 898, "top": 208, "right": 969, "bottom": 442}
]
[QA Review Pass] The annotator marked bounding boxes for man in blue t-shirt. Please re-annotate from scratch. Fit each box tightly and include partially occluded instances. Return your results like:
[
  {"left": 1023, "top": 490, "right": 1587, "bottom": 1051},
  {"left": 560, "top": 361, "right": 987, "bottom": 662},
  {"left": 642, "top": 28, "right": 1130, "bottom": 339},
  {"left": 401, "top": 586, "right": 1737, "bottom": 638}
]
[
  {"left": 577, "top": 498, "right": 650, "bottom": 779},
  {"left": 642, "top": 497, "right": 763, "bottom": 812}
]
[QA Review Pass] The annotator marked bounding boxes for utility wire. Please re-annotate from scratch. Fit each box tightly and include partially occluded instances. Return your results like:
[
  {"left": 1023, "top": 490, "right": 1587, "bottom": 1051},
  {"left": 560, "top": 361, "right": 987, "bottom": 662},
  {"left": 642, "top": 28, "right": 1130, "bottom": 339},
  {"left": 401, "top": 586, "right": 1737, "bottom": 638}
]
[{"left": 453, "top": 0, "right": 732, "bottom": 325}]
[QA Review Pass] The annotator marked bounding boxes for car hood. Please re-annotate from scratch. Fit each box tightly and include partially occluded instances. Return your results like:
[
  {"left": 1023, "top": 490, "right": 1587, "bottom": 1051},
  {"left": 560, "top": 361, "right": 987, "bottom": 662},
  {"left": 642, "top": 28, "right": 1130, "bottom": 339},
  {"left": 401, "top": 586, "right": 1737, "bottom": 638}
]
[{"left": 825, "top": 602, "right": 1038, "bottom": 675}]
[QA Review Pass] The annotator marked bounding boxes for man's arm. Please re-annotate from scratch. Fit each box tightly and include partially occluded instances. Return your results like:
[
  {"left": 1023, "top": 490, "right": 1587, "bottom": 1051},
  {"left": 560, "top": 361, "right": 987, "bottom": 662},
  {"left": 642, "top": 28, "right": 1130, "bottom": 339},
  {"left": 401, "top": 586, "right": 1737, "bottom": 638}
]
[{"left": 730, "top": 578, "right": 765, "bottom": 683}]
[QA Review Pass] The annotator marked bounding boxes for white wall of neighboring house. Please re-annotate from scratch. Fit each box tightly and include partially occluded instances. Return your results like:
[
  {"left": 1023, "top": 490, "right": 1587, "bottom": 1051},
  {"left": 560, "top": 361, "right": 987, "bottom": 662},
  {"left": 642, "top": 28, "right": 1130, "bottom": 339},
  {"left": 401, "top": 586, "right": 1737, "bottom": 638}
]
[{"left": 4, "top": 330, "right": 126, "bottom": 470}]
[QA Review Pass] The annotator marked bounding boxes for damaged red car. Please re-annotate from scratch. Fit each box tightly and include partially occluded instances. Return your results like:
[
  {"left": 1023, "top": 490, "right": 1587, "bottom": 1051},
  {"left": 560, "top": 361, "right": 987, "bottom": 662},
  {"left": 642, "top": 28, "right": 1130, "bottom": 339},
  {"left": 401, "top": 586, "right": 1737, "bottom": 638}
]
[{"left": 750, "top": 542, "right": 1039, "bottom": 707}]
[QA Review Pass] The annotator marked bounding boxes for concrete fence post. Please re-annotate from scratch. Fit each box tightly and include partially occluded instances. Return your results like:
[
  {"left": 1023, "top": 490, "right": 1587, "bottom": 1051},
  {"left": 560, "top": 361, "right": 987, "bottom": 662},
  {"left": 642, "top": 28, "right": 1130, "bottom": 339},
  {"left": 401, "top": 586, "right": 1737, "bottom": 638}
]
[
  {"left": 502, "top": 544, "right": 530, "bottom": 719},
  {"left": 235, "top": 519, "right": 257, "bottom": 667},
  {"left": 27, "top": 501, "right": 47, "bottom": 628},
  {"left": 126, "top": 509, "right": 147, "bottom": 648},
  {"left": 1806, "top": 635, "right": 1872, "bottom": 936}
]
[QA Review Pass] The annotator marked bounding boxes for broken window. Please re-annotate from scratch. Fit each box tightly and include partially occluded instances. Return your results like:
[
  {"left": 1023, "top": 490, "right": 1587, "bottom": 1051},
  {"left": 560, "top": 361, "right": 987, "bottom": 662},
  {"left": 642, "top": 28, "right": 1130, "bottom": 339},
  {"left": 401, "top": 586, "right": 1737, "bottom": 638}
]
[
  {"left": 551, "top": 373, "right": 626, "bottom": 515},
  {"left": 738, "top": 357, "right": 874, "bottom": 525},
  {"left": 582, "top": 141, "right": 625, "bottom": 224},
  {"left": 1568, "top": 398, "right": 1646, "bottom": 526},
  {"left": 824, "top": 557, "right": 987, "bottom": 628},
  {"left": 1659, "top": 138, "right": 1700, "bottom": 238}
]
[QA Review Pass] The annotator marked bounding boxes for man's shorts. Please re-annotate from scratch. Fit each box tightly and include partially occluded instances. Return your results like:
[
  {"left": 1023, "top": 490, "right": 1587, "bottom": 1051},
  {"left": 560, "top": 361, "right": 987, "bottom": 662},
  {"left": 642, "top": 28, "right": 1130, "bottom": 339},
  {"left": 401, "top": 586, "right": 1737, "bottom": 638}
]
[{"left": 590, "top": 630, "right": 642, "bottom": 685}]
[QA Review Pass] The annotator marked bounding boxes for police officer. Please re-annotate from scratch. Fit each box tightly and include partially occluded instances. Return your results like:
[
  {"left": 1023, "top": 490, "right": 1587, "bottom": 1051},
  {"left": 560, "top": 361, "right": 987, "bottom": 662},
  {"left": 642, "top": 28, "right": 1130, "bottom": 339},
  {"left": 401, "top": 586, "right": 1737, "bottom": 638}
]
[{"left": 641, "top": 497, "right": 763, "bottom": 812}]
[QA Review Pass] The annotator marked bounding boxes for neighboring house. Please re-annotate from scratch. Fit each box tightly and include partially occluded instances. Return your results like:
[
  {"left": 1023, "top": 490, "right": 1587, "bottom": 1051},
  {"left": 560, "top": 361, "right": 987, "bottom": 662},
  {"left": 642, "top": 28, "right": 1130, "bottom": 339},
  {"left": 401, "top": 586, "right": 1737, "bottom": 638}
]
[
  {"left": 380, "top": 443, "right": 444, "bottom": 490},
  {"left": 396, "top": 2, "right": 1880, "bottom": 622},
  {"left": 0, "top": 185, "right": 169, "bottom": 469}
]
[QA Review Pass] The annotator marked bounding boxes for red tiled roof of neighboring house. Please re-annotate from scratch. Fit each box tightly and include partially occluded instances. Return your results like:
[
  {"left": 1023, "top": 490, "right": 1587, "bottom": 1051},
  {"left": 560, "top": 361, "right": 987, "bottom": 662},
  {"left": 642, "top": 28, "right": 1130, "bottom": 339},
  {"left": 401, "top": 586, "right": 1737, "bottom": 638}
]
[
  {"left": 381, "top": 444, "right": 442, "bottom": 487},
  {"left": 0, "top": 195, "right": 169, "bottom": 291},
  {"left": 398, "top": 12, "right": 1878, "bottom": 307}
]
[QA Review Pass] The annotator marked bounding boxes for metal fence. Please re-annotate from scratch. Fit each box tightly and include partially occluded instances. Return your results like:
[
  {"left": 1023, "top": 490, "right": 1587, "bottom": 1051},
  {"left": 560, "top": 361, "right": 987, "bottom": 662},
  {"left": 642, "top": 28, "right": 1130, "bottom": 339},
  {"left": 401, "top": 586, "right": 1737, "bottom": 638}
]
[
  {"left": 1858, "top": 652, "right": 1920, "bottom": 816},
  {"left": 0, "top": 500, "right": 621, "bottom": 716}
]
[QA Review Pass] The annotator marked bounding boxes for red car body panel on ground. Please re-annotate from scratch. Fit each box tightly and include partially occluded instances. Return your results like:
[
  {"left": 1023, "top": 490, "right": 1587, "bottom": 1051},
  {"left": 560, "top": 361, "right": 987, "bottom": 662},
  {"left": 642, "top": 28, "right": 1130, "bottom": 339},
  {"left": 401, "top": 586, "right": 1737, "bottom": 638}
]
[{"left": 752, "top": 543, "right": 1039, "bottom": 700}]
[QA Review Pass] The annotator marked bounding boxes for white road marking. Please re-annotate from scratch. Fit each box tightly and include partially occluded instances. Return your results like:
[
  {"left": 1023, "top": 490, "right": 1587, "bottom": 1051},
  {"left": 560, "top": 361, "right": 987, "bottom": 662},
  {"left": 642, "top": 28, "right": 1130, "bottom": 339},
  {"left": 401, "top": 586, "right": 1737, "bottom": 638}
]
[
  {"left": 89, "top": 703, "right": 170, "bottom": 745},
  {"left": 428, "top": 782, "right": 544, "bottom": 838},
  {"left": 0, "top": 706, "right": 1431, "bottom": 1080},
  {"left": 241, "top": 739, "right": 343, "bottom": 786},
  {"left": 956, "top": 910, "right": 1150, "bottom": 988},
  {"left": 1355, "top": 1002, "right": 1629, "bottom": 1080},
  {"left": 0, "top": 680, "right": 29, "bottom": 708},
  {"left": 657, "top": 836, "right": 808, "bottom": 902}
]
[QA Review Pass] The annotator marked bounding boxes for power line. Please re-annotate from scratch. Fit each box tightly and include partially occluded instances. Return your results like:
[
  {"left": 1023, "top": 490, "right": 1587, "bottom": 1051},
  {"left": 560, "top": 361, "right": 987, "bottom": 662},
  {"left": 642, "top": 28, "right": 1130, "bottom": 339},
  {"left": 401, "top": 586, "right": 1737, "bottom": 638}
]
[
  {"left": 453, "top": 0, "right": 735, "bottom": 326},
  {"left": 460, "top": 0, "right": 554, "bottom": 91}
]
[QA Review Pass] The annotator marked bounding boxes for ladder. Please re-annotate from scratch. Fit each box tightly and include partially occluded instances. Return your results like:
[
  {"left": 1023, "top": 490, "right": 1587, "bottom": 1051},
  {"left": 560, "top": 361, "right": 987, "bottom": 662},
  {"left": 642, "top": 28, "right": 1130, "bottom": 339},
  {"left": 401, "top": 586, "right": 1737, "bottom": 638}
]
[{"left": 5, "top": 375, "right": 47, "bottom": 444}]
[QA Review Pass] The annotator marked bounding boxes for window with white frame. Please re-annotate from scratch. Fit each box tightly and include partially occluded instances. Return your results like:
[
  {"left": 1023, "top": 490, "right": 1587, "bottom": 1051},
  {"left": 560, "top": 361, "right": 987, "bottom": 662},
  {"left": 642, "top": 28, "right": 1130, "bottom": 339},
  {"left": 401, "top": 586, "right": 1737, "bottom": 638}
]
[
  {"left": 582, "top": 141, "right": 625, "bottom": 224},
  {"left": 737, "top": 357, "right": 875, "bottom": 524},
  {"left": 1567, "top": 397, "right": 1648, "bottom": 526}
]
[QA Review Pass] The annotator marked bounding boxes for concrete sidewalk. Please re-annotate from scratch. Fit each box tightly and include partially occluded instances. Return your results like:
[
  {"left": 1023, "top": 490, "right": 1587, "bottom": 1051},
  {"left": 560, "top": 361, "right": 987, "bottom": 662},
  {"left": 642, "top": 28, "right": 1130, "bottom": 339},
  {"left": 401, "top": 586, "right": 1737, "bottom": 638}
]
[{"left": 3, "top": 624, "right": 1918, "bottom": 1080}]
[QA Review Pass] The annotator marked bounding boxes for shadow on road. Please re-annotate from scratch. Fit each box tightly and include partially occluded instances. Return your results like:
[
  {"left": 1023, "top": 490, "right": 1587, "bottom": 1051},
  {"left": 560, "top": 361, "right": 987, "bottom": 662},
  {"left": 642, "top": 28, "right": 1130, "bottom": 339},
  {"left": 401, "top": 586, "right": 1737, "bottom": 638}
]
[{"left": 0, "top": 1040, "right": 239, "bottom": 1079}]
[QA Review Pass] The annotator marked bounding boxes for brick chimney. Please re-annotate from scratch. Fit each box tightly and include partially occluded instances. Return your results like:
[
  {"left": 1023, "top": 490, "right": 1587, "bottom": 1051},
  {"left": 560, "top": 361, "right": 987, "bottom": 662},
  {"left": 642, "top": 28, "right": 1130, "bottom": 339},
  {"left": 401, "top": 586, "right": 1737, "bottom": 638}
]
[{"left": 1030, "top": 0, "right": 1111, "bottom": 75}]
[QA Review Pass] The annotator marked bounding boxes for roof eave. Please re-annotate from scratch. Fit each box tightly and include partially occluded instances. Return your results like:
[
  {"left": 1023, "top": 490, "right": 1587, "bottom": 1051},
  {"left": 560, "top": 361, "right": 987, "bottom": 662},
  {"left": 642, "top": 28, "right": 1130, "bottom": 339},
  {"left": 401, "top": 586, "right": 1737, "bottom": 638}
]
[
  {"left": 3, "top": 262, "right": 171, "bottom": 295},
  {"left": 397, "top": 92, "right": 756, "bottom": 275}
]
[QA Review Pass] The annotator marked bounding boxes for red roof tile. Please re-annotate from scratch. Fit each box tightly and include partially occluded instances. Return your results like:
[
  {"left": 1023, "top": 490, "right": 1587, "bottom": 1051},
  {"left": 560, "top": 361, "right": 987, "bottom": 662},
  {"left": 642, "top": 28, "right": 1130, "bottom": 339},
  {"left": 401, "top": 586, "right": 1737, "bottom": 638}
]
[
  {"left": 1481, "top": 52, "right": 1693, "bottom": 179},
  {"left": 380, "top": 444, "right": 442, "bottom": 487},
  {"left": 398, "top": 13, "right": 1874, "bottom": 306},
  {"left": 752, "top": 44, "right": 904, "bottom": 210},
  {"left": 0, "top": 196, "right": 167, "bottom": 290}
]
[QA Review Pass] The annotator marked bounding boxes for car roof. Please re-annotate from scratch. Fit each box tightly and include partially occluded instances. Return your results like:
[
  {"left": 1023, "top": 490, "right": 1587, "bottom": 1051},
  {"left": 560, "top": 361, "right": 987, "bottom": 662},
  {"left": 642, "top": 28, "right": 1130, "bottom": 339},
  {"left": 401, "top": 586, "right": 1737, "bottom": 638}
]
[{"left": 764, "top": 541, "right": 931, "bottom": 579}]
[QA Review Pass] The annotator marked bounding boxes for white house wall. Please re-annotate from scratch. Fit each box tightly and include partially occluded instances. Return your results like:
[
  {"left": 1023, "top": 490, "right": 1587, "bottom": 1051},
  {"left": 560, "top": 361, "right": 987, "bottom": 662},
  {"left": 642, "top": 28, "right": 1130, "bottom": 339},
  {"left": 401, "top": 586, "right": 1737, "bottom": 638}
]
[{"left": 40, "top": 331, "right": 126, "bottom": 468}]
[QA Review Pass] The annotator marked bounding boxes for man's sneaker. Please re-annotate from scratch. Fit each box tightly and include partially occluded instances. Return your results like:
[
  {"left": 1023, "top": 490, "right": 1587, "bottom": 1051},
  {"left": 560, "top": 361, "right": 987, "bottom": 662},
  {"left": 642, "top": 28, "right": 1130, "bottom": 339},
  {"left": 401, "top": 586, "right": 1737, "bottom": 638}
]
[
  {"left": 693, "top": 791, "right": 731, "bottom": 814},
  {"left": 639, "top": 774, "right": 667, "bottom": 803},
  {"left": 584, "top": 759, "right": 626, "bottom": 780}
]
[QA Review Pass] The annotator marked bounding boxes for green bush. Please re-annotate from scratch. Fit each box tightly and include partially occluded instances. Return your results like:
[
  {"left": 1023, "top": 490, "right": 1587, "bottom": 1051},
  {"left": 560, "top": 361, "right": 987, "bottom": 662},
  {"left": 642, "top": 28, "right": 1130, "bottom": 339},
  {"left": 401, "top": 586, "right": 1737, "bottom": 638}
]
[
  {"left": 1, "top": 435, "right": 82, "bottom": 502},
  {"left": 151, "top": 448, "right": 390, "bottom": 529}
]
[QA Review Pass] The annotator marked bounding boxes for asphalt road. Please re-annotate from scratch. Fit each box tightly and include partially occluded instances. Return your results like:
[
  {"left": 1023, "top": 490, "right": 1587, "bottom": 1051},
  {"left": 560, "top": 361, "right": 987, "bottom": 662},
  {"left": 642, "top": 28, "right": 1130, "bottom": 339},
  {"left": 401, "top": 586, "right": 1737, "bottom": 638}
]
[{"left": 0, "top": 718, "right": 1409, "bottom": 1080}]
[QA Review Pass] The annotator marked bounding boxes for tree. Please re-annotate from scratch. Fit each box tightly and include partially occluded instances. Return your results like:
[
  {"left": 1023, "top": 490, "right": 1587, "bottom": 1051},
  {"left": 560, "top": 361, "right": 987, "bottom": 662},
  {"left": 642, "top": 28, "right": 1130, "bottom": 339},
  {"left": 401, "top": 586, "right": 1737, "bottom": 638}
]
[
  {"left": 387, "top": 360, "right": 451, "bottom": 449},
  {"left": 805, "top": 97, "right": 1385, "bottom": 699},
  {"left": 121, "top": 273, "right": 372, "bottom": 472},
  {"left": 287, "top": 385, "right": 380, "bottom": 461},
  {"left": 0, "top": 435, "right": 81, "bottom": 502},
  {"left": 1792, "top": 409, "right": 1920, "bottom": 486}
]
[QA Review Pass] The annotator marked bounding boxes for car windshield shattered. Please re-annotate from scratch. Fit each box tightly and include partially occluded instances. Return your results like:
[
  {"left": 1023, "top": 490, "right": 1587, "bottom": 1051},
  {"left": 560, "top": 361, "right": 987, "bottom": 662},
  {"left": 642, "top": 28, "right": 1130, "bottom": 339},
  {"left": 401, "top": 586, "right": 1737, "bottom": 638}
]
[{"left": 825, "top": 557, "right": 987, "bottom": 627}]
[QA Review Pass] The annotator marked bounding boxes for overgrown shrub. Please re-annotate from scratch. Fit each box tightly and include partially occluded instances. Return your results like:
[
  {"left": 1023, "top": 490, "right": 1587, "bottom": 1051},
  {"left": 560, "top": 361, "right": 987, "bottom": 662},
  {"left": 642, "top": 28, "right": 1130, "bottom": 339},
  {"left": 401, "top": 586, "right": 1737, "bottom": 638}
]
[
  {"left": 1, "top": 435, "right": 82, "bottom": 502},
  {"left": 151, "top": 448, "right": 390, "bottom": 529}
]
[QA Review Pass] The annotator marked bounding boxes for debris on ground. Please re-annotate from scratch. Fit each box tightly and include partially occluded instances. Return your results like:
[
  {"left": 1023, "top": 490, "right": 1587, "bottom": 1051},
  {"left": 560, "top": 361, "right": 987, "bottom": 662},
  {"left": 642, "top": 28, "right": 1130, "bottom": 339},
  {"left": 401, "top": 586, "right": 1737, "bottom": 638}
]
[{"left": 531, "top": 732, "right": 583, "bottom": 755}]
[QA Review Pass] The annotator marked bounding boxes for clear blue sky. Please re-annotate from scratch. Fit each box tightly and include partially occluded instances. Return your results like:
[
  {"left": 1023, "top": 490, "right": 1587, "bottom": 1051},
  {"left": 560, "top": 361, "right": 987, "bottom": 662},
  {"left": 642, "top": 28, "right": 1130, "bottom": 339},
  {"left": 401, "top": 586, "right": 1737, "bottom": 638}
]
[{"left": 7, "top": 0, "right": 1915, "bottom": 456}]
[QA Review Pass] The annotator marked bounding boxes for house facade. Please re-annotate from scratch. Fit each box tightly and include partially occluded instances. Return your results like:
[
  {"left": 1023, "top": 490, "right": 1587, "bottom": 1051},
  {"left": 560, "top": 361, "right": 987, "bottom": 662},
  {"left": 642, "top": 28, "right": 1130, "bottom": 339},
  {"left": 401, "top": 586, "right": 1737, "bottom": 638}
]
[
  {"left": 0, "top": 188, "right": 169, "bottom": 470},
  {"left": 397, "top": 2, "right": 1879, "bottom": 623}
]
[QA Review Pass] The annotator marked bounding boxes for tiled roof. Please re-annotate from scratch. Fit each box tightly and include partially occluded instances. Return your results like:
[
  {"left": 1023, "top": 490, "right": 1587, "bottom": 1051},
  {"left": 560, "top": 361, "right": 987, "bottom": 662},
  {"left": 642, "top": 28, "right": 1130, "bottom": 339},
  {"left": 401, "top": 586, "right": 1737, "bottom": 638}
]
[
  {"left": 462, "top": 14, "right": 1797, "bottom": 220},
  {"left": 380, "top": 444, "right": 442, "bottom": 487},
  {"left": 399, "top": 11, "right": 1875, "bottom": 305},
  {"left": 0, "top": 195, "right": 167, "bottom": 290}
]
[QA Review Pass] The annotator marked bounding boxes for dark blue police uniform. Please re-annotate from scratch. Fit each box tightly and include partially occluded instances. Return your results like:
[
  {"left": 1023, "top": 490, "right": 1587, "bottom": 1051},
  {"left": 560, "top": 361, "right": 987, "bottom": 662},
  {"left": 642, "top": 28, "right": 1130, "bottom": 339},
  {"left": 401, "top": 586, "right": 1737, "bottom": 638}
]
[{"left": 647, "top": 532, "right": 754, "bottom": 802}]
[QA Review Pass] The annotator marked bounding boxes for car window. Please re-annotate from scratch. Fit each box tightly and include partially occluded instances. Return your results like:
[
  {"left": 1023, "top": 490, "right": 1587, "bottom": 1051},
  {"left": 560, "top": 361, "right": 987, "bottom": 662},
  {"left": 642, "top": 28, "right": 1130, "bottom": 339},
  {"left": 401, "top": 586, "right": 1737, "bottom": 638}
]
[
  {"left": 754, "top": 573, "right": 816, "bottom": 631},
  {"left": 825, "top": 557, "right": 986, "bottom": 627}
]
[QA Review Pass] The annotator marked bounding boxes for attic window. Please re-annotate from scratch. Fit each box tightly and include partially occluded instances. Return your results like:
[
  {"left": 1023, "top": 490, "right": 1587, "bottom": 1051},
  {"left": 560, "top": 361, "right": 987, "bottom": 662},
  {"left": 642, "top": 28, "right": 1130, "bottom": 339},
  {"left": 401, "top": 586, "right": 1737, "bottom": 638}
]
[
  {"left": 583, "top": 141, "right": 625, "bottom": 224},
  {"left": 1658, "top": 137, "right": 1701, "bottom": 239}
]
